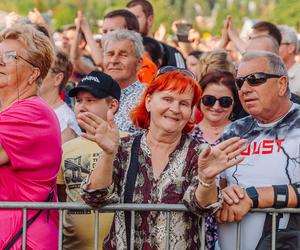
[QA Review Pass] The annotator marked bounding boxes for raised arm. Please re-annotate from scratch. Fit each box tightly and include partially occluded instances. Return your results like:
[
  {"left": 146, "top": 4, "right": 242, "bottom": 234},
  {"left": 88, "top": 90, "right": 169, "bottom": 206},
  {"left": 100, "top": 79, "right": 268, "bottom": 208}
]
[
  {"left": 70, "top": 11, "right": 96, "bottom": 75},
  {"left": 79, "top": 11, "right": 104, "bottom": 67},
  {"left": 226, "top": 16, "right": 247, "bottom": 54},
  {"left": 28, "top": 8, "right": 55, "bottom": 46}
]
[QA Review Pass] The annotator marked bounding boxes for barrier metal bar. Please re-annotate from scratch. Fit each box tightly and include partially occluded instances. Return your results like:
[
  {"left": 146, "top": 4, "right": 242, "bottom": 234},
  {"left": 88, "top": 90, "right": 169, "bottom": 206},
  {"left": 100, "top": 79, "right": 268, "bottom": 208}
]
[
  {"left": 22, "top": 208, "right": 27, "bottom": 250},
  {"left": 130, "top": 210, "right": 135, "bottom": 250},
  {"left": 94, "top": 210, "right": 99, "bottom": 250},
  {"left": 165, "top": 211, "right": 170, "bottom": 250},
  {"left": 58, "top": 209, "right": 63, "bottom": 250},
  {"left": 271, "top": 213, "right": 277, "bottom": 250},
  {"left": 3, "top": 203, "right": 300, "bottom": 250},
  {"left": 3, "top": 202, "right": 300, "bottom": 213},
  {"left": 0, "top": 202, "right": 188, "bottom": 211},
  {"left": 236, "top": 221, "right": 241, "bottom": 250},
  {"left": 200, "top": 216, "right": 205, "bottom": 250}
]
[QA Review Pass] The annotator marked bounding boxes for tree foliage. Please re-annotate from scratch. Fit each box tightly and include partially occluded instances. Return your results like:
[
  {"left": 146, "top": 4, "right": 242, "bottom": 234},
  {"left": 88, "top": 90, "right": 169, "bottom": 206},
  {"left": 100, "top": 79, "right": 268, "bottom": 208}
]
[{"left": 0, "top": 0, "right": 299, "bottom": 35}]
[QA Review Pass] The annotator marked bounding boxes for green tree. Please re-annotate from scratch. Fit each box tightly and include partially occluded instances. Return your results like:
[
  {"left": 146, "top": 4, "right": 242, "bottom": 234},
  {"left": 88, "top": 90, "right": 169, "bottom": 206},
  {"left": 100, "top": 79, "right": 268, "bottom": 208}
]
[{"left": 269, "top": 0, "right": 300, "bottom": 30}]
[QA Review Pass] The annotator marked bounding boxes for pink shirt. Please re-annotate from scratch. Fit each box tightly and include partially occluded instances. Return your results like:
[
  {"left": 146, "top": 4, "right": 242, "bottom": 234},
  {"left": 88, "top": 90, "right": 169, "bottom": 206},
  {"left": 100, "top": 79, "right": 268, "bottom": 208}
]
[{"left": 0, "top": 97, "right": 62, "bottom": 250}]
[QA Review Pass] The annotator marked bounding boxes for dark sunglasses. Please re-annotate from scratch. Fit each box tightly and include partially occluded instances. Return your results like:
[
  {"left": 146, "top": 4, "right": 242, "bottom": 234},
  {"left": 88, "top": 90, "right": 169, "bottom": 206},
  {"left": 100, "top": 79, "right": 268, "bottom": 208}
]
[
  {"left": 156, "top": 66, "right": 196, "bottom": 80},
  {"left": 235, "top": 72, "right": 282, "bottom": 90},
  {"left": 201, "top": 95, "right": 233, "bottom": 108}
]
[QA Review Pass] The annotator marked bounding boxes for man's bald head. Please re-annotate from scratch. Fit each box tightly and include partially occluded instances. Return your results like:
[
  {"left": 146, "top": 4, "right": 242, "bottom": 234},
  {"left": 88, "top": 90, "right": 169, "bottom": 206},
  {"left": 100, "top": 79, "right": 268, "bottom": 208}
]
[{"left": 246, "top": 35, "right": 279, "bottom": 54}]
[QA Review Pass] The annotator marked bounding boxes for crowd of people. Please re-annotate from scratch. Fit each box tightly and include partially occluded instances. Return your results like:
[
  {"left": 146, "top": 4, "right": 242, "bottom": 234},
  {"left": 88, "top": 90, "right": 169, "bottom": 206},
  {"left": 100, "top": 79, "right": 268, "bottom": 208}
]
[{"left": 1, "top": 0, "right": 300, "bottom": 249}]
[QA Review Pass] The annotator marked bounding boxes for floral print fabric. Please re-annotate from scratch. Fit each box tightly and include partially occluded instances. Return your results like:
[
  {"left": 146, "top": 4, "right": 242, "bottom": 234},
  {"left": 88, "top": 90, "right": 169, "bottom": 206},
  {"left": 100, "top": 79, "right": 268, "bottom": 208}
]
[{"left": 81, "top": 133, "right": 222, "bottom": 250}]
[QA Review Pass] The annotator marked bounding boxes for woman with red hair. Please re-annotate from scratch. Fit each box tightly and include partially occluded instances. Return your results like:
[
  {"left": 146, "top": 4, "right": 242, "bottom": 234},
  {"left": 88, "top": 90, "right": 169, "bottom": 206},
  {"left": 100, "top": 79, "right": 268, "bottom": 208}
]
[{"left": 78, "top": 67, "right": 245, "bottom": 250}]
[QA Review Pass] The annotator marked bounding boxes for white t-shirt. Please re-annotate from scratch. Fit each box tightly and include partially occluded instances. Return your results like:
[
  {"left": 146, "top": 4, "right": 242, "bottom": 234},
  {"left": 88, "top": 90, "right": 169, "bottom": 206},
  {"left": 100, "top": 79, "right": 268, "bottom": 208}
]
[
  {"left": 218, "top": 103, "right": 300, "bottom": 250},
  {"left": 54, "top": 103, "right": 81, "bottom": 135}
]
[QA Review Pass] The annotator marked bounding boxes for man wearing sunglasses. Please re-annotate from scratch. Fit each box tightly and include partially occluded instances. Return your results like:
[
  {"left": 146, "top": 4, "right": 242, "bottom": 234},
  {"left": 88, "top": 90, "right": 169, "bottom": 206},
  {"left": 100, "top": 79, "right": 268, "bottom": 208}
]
[{"left": 217, "top": 50, "right": 300, "bottom": 250}]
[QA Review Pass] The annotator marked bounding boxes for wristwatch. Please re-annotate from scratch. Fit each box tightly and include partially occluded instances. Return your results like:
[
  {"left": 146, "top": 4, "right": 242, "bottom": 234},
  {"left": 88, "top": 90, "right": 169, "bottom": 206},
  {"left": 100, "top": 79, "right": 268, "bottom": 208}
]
[{"left": 246, "top": 186, "right": 259, "bottom": 208}]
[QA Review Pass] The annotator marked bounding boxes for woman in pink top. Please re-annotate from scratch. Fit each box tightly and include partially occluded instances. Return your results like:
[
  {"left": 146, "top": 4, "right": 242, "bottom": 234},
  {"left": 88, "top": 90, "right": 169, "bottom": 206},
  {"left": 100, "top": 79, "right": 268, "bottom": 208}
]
[{"left": 0, "top": 24, "right": 62, "bottom": 249}]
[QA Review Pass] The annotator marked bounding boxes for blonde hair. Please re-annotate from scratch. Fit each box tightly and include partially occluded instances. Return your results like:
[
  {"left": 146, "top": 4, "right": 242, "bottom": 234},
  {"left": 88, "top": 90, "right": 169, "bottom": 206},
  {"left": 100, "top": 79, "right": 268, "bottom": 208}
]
[
  {"left": 0, "top": 24, "right": 54, "bottom": 86},
  {"left": 199, "top": 49, "right": 234, "bottom": 81}
]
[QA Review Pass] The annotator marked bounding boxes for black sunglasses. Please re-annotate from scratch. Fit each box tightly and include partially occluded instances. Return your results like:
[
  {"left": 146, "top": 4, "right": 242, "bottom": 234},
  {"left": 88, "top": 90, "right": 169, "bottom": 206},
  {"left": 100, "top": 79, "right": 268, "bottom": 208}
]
[
  {"left": 156, "top": 66, "right": 196, "bottom": 80},
  {"left": 235, "top": 72, "right": 282, "bottom": 90},
  {"left": 201, "top": 95, "right": 233, "bottom": 108}
]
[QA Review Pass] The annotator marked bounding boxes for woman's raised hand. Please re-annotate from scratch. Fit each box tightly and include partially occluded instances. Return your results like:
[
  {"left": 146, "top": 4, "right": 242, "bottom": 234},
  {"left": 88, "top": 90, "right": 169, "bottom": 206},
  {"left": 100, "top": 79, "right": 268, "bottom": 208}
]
[
  {"left": 198, "top": 137, "right": 246, "bottom": 183},
  {"left": 77, "top": 109, "right": 120, "bottom": 155}
]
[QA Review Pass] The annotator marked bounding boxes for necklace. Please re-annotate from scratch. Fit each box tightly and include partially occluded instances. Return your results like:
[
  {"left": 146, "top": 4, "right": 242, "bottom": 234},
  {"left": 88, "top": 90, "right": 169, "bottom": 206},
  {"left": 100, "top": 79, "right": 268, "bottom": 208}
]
[{"left": 208, "top": 126, "right": 224, "bottom": 135}]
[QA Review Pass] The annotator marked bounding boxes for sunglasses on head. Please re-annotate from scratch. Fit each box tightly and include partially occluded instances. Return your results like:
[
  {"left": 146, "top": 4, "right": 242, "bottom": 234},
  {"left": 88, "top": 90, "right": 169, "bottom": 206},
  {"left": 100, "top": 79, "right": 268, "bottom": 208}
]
[
  {"left": 201, "top": 95, "right": 233, "bottom": 108},
  {"left": 156, "top": 66, "right": 196, "bottom": 80},
  {"left": 235, "top": 72, "right": 282, "bottom": 90}
]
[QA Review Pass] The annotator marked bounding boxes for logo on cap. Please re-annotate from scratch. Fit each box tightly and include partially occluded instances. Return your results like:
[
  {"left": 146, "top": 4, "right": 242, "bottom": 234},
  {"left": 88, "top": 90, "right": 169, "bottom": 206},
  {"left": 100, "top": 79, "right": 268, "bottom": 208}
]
[{"left": 81, "top": 76, "right": 100, "bottom": 84}]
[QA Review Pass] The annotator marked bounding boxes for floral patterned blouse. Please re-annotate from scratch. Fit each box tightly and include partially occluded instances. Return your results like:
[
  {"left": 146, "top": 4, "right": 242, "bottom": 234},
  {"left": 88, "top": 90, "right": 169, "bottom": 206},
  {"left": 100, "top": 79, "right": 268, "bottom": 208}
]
[
  {"left": 81, "top": 133, "right": 223, "bottom": 250},
  {"left": 191, "top": 125, "right": 221, "bottom": 146}
]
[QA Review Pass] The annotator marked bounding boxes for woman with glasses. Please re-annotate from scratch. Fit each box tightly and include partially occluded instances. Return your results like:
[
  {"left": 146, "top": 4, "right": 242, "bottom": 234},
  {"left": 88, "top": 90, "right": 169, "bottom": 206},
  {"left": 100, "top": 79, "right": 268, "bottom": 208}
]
[
  {"left": 192, "top": 49, "right": 235, "bottom": 124},
  {"left": 192, "top": 72, "right": 240, "bottom": 145},
  {"left": 79, "top": 67, "right": 245, "bottom": 249},
  {"left": 0, "top": 25, "right": 61, "bottom": 249},
  {"left": 191, "top": 71, "right": 240, "bottom": 250}
]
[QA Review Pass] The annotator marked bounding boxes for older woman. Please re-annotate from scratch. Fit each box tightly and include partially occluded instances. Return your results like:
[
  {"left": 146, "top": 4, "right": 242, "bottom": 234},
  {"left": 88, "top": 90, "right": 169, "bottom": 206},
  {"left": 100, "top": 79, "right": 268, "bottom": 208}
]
[
  {"left": 0, "top": 25, "right": 61, "bottom": 249},
  {"left": 78, "top": 68, "right": 245, "bottom": 249}
]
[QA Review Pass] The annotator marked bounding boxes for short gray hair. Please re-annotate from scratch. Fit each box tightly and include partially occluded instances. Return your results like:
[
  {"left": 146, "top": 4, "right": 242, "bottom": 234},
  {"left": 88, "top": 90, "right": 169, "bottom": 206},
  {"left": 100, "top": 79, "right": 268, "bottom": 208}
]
[
  {"left": 278, "top": 24, "right": 298, "bottom": 53},
  {"left": 240, "top": 50, "right": 288, "bottom": 78},
  {"left": 103, "top": 29, "right": 144, "bottom": 58}
]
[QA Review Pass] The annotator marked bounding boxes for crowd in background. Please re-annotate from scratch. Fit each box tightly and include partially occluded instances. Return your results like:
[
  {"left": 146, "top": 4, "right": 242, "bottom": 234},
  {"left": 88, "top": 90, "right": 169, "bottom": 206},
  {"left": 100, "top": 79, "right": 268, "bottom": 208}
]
[{"left": 1, "top": 0, "right": 300, "bottom": 249}]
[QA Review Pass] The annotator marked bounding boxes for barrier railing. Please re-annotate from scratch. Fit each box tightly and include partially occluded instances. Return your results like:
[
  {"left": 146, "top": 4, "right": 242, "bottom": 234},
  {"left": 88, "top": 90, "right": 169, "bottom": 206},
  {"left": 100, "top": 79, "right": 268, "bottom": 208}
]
[{"left": 1, "top": 202, "right": 300, "bottom": 250}]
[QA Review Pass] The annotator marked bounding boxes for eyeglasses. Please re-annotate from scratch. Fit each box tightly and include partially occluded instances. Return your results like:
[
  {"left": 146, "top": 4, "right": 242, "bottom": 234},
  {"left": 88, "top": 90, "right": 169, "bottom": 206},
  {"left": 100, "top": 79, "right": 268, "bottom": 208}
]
[
  {"left": 280, "top": 42, "right": 291, "bottom": 46},
  {"left": 201, "top": 95, "right": 233, "bottom": 108},
  {"left": 156, "top": 66, "right": 196, "bottom": 80},
  {"left": 0, "top": 50, "right": 36, "bottom": 67},
  {"left": 235, "top": 72, "right": 282, "bottom": 90}
]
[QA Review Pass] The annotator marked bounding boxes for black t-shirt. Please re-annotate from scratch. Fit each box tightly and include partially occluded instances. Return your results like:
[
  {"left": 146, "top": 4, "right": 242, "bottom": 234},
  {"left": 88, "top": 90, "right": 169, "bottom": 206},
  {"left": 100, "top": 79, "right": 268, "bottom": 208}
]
[{"left": 160, "top": 42, "right": 186, "bottom": 68}]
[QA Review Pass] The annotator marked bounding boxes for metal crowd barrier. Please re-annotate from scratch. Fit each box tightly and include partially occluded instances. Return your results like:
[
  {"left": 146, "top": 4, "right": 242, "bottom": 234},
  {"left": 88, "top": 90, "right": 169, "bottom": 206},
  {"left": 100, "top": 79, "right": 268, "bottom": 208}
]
[{"left": 1, "top": 202, "right": 300, "bottom": 250}]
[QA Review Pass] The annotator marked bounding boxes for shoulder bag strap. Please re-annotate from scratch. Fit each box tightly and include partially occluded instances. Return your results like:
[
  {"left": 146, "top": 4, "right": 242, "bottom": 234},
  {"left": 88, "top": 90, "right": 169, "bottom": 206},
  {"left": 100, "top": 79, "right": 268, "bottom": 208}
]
[
  {"left": 4, "top": 187, "right": 54, "bottom": 250},
  {"left": 124, "top": 134, "right": 142, "bottom": 250}
]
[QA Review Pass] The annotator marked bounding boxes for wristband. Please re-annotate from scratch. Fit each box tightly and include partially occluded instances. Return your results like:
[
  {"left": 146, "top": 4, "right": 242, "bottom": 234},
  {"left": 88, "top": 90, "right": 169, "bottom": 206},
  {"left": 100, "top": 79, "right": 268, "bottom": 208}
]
[
  {"left": 272, "top": 185, "right": 289, "bottom": 208},
  {"left": 291, "top": 182, "right": 300, "bottom": 208},
  {"left": 245, "top": 186, "right": 259, "bottom": 208}
]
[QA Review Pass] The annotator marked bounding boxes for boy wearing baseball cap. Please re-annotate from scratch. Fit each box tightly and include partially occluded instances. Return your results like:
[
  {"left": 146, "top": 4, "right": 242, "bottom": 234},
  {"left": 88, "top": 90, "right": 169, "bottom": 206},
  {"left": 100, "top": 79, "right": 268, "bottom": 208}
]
[{"left": 57, "top": 70, "right": 124, "bottom": 249}]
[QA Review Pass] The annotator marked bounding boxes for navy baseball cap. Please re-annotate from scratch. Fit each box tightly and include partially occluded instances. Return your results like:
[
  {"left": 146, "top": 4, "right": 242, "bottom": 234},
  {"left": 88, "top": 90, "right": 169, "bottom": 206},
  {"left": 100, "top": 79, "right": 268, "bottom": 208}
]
[{"left": 68, "top": 70, "right": 121, "bottom": 101}]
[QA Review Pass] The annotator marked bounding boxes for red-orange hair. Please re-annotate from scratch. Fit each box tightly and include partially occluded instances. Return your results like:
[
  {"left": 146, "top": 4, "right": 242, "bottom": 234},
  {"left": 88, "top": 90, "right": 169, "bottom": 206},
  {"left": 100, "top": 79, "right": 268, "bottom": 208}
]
[{"left": 131, "top": 71, "right": 202, "bottom": 133}]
